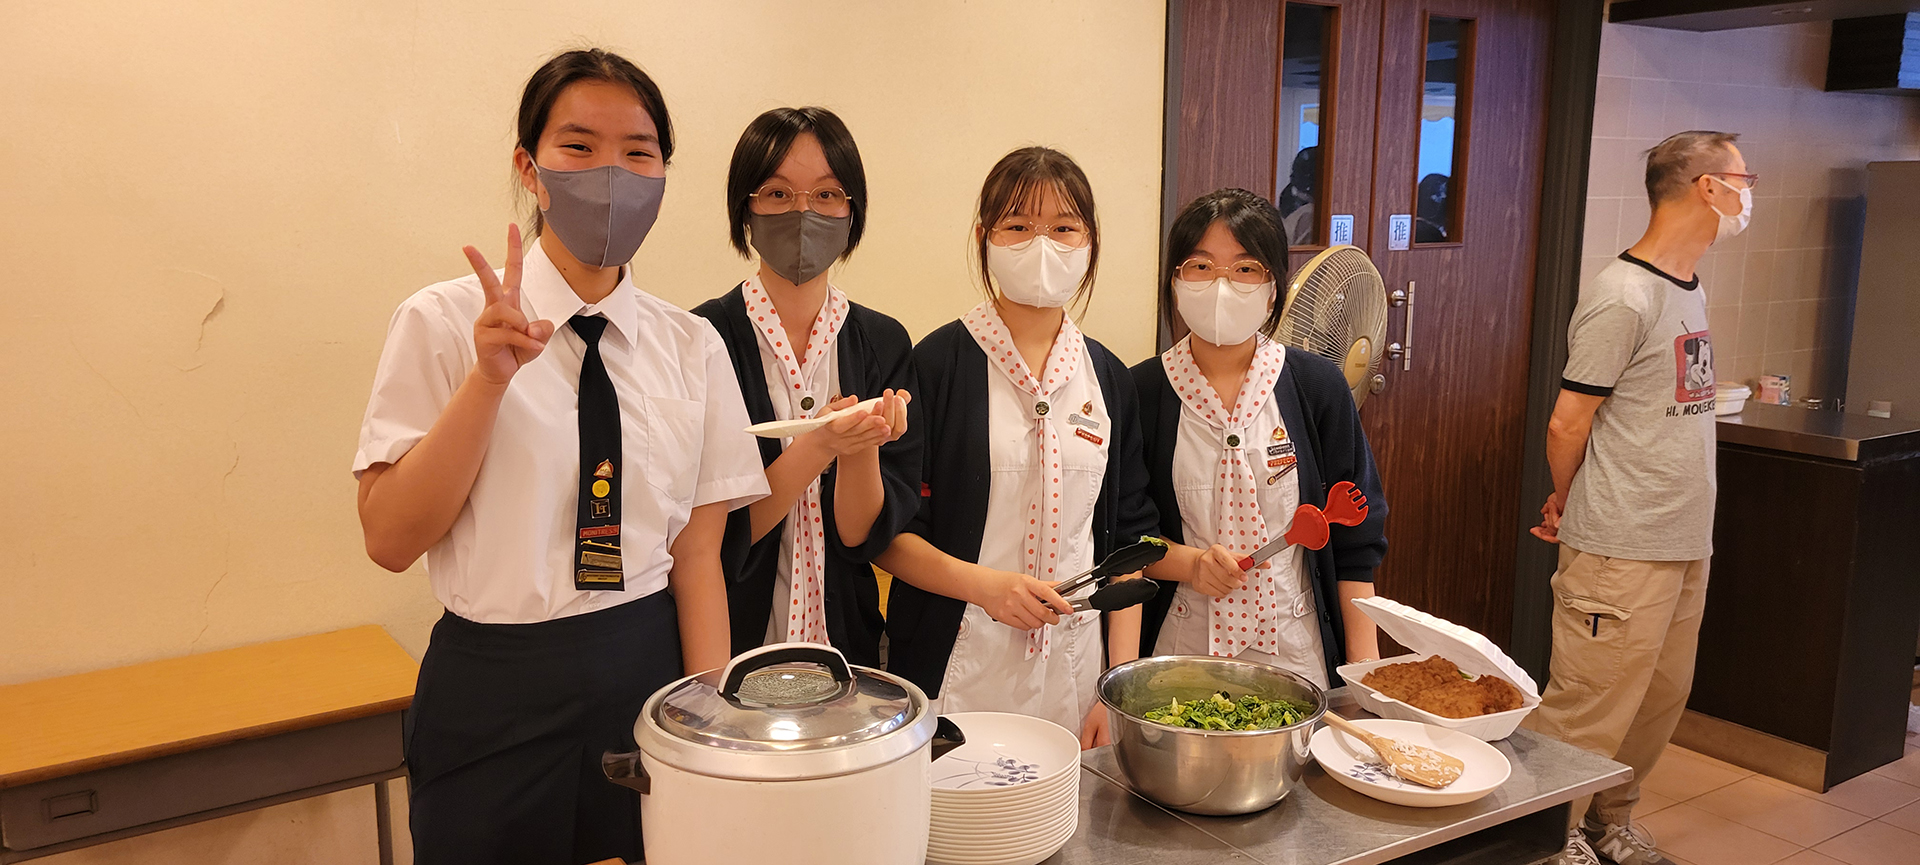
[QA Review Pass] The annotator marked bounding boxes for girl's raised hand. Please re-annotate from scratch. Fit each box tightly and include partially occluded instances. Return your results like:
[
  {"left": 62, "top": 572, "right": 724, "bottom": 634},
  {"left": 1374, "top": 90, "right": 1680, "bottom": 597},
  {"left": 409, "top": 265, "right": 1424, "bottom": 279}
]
[
  {"left": 800, "top": 395, "right": 892, "bottom": 459},
  {"left": 463, "top": 224, "right": 555, "bottom": 386}
]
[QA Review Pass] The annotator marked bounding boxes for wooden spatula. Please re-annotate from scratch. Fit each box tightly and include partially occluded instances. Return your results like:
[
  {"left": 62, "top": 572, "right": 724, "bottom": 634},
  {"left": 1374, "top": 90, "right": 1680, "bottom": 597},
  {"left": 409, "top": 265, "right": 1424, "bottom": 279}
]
[{"left": 1322, "top": 712, "right": 1464, "bottom": 788}]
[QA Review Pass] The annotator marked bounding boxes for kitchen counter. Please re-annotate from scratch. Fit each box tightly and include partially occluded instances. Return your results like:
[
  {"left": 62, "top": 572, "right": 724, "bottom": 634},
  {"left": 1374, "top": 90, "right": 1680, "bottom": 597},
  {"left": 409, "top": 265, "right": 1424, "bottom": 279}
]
[
  {"left": 1680, "top": 404, "right": 1920, "bottom": 791},
  {"left": 1717, "top": 403, "right": 1920, "bottom": 462},
  {"left": 1034, "top": 690, "right": 1630, "bottom": 865}
]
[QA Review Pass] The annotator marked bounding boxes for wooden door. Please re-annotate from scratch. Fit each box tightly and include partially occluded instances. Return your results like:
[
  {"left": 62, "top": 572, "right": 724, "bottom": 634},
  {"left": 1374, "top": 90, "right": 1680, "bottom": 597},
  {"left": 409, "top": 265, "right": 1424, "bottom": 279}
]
[
  {"left": 1169, "top": 0, "right": 1383, "bottom": 278},
  {"left": 1167, "top": 0, "right": 1557, "bottom": 646},
  {"left": 1361, "top": 0, "right": 1553, "bottom": 644}
]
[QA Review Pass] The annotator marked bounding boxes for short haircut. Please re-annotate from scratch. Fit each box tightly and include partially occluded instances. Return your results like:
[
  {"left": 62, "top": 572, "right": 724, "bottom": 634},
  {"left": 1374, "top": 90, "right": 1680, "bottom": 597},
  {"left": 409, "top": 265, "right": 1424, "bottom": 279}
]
[
  {"left": 974, "top": 146, "right": 1101, "bottom": 303},
  {"left": 516, "top": 48, "right": 673, "bottom": 235},
  {"left": 1162, "top": 188, "right": 1291, "bottom": 339},
  {"left": 725, "top": 107, "right": 868, "bottom": 259},
  {"left": 1643, "top": 130, "right": 1740, "bottom": 205}
]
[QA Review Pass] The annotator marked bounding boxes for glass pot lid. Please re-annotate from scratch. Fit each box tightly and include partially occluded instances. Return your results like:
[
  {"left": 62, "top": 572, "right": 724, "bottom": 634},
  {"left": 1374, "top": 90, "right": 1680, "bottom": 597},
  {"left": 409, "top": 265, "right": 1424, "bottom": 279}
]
[{"left": 652, "top": 644, "right": 922, "bottom": 753}]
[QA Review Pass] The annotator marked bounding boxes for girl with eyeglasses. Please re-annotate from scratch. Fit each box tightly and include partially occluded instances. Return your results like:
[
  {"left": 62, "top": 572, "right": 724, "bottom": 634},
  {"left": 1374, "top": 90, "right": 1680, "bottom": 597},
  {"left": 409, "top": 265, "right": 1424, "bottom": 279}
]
[
  {"left": 877, "top": 147, "right": 1158, "bottom": 748},
  {"left": 693, "top": 107, "right": 919, "bottom": 667},
  {"left": 1132, "top": 188, "right": 1389, "bottom": 687}
]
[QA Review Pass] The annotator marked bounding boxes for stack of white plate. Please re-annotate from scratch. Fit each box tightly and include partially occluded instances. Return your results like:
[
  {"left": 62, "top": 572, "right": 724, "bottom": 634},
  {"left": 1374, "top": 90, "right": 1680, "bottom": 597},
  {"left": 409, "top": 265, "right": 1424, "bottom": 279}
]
[{"left": 926, "top": 712, "right": 1081, "bottom": 865}]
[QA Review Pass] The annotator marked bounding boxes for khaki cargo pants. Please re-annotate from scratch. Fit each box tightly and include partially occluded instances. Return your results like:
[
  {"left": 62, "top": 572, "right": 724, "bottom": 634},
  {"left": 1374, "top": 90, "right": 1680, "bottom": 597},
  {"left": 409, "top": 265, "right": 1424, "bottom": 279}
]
[{"left": 1522, "top": 544, "right": 1710, "bottom": 828}]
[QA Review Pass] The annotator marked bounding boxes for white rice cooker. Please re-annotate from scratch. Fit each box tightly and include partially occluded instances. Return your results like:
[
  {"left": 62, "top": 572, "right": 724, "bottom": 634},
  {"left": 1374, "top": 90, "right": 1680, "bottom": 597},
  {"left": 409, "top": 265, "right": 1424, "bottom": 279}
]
[{"left": 601, "top": 643, "right": 964, "bottom": 865}]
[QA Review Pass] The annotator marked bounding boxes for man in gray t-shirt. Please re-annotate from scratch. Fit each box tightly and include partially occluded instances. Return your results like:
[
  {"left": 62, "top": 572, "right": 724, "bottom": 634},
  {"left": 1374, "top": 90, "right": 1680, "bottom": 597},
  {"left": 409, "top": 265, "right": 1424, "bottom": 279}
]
[{"left": 1526, "top": 131, "right": 1754, "bottom": 865}]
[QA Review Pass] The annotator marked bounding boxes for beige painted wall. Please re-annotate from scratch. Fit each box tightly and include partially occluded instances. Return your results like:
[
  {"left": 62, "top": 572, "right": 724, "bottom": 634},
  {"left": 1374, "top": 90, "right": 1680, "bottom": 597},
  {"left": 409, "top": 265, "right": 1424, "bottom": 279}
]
[{"left": 0, "top": 2, "right": 1165, "bottom": 861}]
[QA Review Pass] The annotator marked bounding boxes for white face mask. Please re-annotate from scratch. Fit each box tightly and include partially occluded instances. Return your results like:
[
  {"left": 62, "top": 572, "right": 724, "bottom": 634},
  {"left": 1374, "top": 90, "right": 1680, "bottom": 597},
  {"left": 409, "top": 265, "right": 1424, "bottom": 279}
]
[
  {"left": 1709, "top": 176, "right": 1752, "bottom": 243},
  {"left": 1174, "top": 278, "right": 1275, "bottom": 347},
  {"left": 987, "top": 237, "right": 1091, "bottom": 309}
]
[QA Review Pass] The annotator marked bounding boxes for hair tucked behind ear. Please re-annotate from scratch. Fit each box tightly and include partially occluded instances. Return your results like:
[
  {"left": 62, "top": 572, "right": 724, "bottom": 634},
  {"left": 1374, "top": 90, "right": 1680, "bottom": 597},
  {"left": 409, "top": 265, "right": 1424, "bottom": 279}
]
[
  {"left": 725, "top": 107, "right": 868, "bottom": 258},
  {"left": 515, "top": 48, "right": 673, "bottom": 235},
  {"left": 1162, "top": 188, "right": 1291, "bottom": 339},
  {"left": 973, "top": 147, "right": 1101, "bottom": 309}
]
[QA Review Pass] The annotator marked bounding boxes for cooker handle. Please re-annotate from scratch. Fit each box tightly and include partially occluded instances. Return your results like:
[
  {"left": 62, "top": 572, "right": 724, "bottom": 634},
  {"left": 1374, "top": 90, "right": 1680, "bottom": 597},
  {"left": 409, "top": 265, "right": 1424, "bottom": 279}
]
[
  {"left": 719, "top": 642, "right": 854, "bottom": 698},
  {"left": 930, "top": 716, "right": 967, "bottom": 762},
  {"left": 601, "top": 750, "right": 651, "bottom": 795}
]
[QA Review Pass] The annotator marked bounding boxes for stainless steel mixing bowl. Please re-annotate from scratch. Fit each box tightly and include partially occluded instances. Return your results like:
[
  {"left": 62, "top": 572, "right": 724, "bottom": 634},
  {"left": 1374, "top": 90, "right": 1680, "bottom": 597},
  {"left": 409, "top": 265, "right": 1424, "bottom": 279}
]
[{"left": 1097, "top": 655, "right": 1326, "bottom": 815}]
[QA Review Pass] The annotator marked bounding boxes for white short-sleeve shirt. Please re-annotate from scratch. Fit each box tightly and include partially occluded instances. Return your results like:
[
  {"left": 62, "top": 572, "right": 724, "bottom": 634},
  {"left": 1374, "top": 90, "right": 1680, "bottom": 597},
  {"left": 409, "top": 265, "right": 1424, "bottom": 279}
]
[{"left": 353, "top": 240, "right": 769, "bottom": 624}]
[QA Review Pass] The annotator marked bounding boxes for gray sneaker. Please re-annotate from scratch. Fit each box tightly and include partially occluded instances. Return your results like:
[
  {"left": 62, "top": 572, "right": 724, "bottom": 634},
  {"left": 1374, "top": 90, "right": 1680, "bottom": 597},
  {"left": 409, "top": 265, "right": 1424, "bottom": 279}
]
[
  {"left": 1551, "top": 827, "right": 1603, "bottom": 865},
  {"left": 1584, "top": 821, "right": 1673, "bottom": 865}
]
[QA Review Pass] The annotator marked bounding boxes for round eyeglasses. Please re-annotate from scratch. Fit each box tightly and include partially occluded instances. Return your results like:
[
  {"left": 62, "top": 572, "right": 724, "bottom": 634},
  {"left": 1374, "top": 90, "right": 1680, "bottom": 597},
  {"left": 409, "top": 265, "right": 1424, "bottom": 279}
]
[
  {"left": 988, "top": 218, "right": 1092, "bottom": 250},
  {"left": 1177, "top": 258, "right": 1272, "bottom": 287},
  {"left": 749, "top": 184, "right": 855, "bottom": 217}
]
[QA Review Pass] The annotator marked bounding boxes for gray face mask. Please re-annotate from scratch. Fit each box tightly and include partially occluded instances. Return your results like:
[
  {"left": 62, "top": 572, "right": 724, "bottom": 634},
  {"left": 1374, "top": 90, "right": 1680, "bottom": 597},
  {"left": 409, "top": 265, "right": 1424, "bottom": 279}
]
[
  {"left": 749, "top": 210, "right": 851, "bottom": 285},
  {"left": 534, "top": 163, "right": 665, "bottom": 268}
]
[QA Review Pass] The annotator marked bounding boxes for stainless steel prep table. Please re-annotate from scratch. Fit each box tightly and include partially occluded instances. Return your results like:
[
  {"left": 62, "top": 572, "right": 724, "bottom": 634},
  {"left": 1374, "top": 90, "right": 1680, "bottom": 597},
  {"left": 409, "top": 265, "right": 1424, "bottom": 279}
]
[{"left": 1024, "top": 690, "right": 1630, "bottom": 865}]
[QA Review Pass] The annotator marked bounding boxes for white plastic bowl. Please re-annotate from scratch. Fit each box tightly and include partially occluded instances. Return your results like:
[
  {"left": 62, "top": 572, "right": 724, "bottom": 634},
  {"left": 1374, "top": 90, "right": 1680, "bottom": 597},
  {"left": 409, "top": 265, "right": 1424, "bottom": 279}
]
[
  {"left": 1310, "top": 718, "right": 1510, "bottom": 807},
  {"left": 1336, "top": 654, "right": 1538, "bottom": 741}
]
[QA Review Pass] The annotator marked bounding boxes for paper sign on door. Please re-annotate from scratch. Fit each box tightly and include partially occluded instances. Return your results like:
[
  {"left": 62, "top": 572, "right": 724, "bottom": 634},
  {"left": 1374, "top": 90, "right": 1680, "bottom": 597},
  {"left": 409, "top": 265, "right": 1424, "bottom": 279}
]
[
  {"left": 1329, "top": 214, "right": 1354, "bottom": 246},
  {"left": 1388, "top": 215, "right": 1412, "bottom": 251}
]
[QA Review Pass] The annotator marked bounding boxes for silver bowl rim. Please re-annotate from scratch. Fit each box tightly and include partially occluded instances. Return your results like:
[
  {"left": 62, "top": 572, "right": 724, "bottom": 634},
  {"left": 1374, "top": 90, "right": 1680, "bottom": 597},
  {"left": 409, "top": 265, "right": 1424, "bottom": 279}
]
[{"left": 1097, "top": 655, "right": 1328, "bottom": 737}]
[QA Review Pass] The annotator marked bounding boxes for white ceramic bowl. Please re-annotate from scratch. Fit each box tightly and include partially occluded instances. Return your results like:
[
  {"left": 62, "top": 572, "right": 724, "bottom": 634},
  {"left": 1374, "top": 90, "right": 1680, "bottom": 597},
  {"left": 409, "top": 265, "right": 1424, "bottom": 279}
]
[
  {"left": 931, "top": 797, "right": 1075, "bottom": 834},
  {"left": 930, "top": 771, "right": 1076, "bottom": 811},
  {"left": 932, "top": 793, "right": 1074, "bottom": 824},
  {"left": 1309, "top": 718, "right": 1510, "bottom": 808},
  {"left": 929, "top": 808, "right": 1074, "bottom": 848},
  {"left": 926, "top": 813, "right": 1076, "bottom": 863},
  {"left": 931, "top": 712, "right": 1082, "bottom": 793}
]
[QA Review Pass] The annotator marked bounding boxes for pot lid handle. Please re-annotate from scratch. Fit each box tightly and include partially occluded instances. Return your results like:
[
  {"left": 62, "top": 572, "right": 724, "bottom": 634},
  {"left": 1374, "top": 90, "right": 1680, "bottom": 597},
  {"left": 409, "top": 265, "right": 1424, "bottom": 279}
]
[{"left": 719, "top": 642, "right": 854, "bottom": 699}]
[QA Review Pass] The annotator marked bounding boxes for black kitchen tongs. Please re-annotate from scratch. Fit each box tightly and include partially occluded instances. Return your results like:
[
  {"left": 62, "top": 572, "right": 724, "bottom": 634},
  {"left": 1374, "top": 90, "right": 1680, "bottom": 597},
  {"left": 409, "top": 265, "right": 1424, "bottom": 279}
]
[{"left": 1053, "top": 536, "right": 1169, "bottom": 612}]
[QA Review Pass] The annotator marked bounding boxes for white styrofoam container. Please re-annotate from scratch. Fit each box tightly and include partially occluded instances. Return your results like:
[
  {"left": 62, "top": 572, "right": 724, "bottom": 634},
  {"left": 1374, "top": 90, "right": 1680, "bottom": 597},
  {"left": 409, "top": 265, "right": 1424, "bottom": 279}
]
[
  {"left": 1716, "top": 383, "right": 1752, "bottom": 416},
  {"left": 1335, "top": 596, "right": 1542, "bottom": 741}
]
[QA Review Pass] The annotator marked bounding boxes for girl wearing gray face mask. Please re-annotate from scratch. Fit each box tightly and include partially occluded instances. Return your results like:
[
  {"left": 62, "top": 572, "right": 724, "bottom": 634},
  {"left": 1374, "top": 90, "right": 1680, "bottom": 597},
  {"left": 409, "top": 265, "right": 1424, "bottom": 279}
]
[
  {"left": 691, "top": 107, "right": 919, "bottom": 670},
  {"left": 353, "top": 49, "right": 770, "bottom": 865}
]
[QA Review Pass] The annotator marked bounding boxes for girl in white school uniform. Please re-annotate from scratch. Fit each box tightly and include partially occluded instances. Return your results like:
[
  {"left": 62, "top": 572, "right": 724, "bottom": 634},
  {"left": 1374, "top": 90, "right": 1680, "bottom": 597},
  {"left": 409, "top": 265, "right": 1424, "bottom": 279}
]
[
  {"left": 693, "top": 107, "right": 919, "bottom": 668},
  {"left": 352, "top": 50, "right": 767, "bottom": 865},
  {"left": 879, "top": 147, "right": 1159, "bottom": 748},
  {"left": 1133, "top": 188, "right": 1388, "bottom": 687}
]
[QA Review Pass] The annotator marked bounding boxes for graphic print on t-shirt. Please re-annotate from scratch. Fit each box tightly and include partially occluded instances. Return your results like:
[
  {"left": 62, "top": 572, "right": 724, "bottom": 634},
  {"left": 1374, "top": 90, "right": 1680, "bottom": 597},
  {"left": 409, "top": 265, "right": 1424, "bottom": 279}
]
[{"left": 1672, "top": 324, "right": 1715, "bottom": 404}]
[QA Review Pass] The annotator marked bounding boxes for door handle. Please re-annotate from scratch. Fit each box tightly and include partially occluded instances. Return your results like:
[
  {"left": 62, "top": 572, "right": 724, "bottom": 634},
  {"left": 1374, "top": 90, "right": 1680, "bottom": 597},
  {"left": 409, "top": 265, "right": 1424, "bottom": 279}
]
[{"left": 1387, "top": 282, "right": 1416, "bottom": 371}]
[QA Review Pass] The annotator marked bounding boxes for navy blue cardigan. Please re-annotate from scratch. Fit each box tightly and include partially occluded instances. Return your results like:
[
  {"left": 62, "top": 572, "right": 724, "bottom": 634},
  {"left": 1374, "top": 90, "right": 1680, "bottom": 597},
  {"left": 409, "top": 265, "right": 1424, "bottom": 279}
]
[
  {"left": 1130, "top": 347, "right": 1389, "bottom": 685},
  {"left": 884, "top": 320, "right": 1160, "bottom": 698},
  {"left": 693, "top": 285, "right": 923, "bottom": 668}
]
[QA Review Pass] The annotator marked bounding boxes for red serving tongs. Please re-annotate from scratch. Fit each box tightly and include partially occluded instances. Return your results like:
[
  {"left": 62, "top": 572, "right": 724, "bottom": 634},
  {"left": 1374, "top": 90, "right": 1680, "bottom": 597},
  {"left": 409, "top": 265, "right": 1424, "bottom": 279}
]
[{"left": 1235, "top": 481, "right": 1370, "bottom": 569}]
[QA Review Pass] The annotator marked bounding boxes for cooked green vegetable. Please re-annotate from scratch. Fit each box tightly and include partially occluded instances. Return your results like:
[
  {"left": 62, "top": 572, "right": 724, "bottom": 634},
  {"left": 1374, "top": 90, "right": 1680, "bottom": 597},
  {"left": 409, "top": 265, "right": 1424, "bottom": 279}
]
[{"left": 1141, "top": 691, "right": 1312, "bottom": 731}]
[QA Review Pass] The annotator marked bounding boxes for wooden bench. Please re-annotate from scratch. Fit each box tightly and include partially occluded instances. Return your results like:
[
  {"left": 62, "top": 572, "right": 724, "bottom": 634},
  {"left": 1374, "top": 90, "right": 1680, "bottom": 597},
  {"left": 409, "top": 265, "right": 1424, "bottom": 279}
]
[{"left": 0, "top": 626, "right": 417, "bottom": 863}]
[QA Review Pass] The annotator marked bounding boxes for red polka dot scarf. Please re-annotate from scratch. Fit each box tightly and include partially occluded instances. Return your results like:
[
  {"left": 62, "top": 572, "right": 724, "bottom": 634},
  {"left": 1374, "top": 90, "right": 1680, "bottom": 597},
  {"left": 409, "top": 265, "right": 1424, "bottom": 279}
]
[
  {"left": 745, "top": 277, "right": 850, "bottom": 645},
  {"left": 1162, "top": 335, "right": 1286, "bottom": 657},
  {"left": 962, "top": 301, "right": 1085, "bottom": 661}
]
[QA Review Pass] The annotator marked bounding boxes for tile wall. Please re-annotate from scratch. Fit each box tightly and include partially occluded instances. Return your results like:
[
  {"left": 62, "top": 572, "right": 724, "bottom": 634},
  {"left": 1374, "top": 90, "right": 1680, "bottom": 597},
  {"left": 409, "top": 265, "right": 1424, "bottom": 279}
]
[{"left": 1581, "top": 21, "right": 1920, "bottom": 401}]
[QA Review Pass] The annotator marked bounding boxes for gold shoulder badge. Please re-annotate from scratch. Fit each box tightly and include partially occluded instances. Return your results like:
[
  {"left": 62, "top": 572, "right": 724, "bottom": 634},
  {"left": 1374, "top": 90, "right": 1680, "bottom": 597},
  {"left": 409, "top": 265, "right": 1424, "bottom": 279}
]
[
  {"left": 1082, "top": 401, "right": 1094, "bottom": 415},
  {"left": 594, "top": 460, "right": 614, "bottom": 479},
  {"left": 1271, "top": 426, "right": 1288, "bottom": 442}
]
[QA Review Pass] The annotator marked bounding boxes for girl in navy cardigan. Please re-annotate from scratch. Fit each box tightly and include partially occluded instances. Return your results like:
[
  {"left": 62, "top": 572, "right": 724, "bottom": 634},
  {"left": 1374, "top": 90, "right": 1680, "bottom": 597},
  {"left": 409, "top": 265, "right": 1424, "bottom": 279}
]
[
  {"left": 1134, "top": 188, "right": 1389, "bottom": 687},
  {"left": 693, "top": 107, "right": 920, "bottom": 668},
  {"left": 878, "top": 148, "right": 1159, "bottom": 747}
]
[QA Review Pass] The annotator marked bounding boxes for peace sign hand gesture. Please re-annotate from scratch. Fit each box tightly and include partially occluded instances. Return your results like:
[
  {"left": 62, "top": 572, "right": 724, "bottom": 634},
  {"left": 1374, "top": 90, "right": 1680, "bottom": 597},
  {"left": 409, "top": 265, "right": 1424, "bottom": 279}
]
[{"left": 463, "top": 224, "right": 555, "bottom": 386}]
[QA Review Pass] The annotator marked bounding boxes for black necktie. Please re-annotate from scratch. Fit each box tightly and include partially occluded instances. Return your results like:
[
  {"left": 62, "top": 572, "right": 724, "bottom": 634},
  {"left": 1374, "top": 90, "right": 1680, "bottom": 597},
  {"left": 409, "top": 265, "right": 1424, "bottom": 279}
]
[{"left": 570, "top": 315, "right": 623, "bottom": 591}]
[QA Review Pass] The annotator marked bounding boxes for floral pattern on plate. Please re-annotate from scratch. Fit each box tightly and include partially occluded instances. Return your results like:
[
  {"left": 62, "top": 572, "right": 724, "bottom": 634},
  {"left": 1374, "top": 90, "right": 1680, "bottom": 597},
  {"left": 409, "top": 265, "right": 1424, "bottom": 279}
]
[
  {"left": 933, "top": 753, "right": 1043, "bottom": 789},
  {"left": 1345, "top": 761, "right": 1407, "bottom": 788}
]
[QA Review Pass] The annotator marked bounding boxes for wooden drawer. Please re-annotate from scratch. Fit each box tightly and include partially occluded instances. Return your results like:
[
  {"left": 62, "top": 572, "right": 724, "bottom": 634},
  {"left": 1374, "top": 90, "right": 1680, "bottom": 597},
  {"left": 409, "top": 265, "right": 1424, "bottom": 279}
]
[{"left": 1, "top": 713, "right": 400, "bottom": 853}]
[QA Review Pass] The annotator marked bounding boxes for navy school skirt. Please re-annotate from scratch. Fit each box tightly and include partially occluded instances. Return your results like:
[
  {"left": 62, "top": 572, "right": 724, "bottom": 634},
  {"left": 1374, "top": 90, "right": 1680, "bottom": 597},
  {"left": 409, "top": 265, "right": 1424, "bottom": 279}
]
[{"left": 405, "top": 589, "right": 681, "bottom": 865}]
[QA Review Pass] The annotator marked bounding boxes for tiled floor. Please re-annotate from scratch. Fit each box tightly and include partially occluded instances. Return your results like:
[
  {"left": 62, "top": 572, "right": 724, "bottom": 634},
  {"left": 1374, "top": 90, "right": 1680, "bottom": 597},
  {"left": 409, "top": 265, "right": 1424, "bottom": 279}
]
[{"left": 1611, "top": 730, "right": 1920, "bottom": 865}]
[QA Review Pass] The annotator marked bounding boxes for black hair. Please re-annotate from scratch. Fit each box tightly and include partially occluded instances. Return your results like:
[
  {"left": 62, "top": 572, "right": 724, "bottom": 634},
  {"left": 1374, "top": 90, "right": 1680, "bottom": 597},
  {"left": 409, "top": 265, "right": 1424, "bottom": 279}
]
[
  {"left": 974, "top": 146, "right": 1101, "bottom": 305},
  {"left": 1162, "top": 188, "right": 1291, "bottom": 339},
  {"left": 726, "top": 107, "right": 868, "bottom": 259},
  {"left": 515, "top": 48, "right": 674, "bottom": 234}
]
